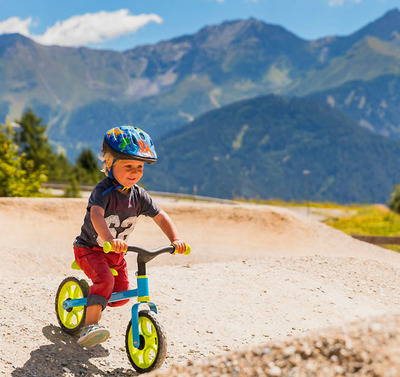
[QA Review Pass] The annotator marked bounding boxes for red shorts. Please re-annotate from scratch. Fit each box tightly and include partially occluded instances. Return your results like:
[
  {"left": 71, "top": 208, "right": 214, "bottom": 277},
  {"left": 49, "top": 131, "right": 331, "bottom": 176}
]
[{"left": 74, "top": 246, "right": 130, "bottom": 309}]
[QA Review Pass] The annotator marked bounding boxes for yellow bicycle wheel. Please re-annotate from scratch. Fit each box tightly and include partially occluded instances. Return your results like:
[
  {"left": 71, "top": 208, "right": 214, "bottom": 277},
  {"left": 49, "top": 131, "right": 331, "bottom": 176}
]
[
  {"left": 55, "top": 277, "right": 89, "bottom": 335},
  {"left": 125, "top": 310, "right": 167, "bottom": 373}
]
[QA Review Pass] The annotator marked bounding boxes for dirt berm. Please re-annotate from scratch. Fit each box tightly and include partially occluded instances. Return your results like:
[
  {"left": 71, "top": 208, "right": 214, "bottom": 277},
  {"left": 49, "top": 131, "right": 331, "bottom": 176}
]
[{"left": 1, "top": 197, "right": 399, "bottom": 376}]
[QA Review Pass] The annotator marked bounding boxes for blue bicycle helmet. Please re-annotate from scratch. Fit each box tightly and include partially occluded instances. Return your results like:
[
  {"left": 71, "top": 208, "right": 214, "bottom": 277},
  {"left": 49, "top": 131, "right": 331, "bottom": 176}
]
[{"left": 102, "top": 126, "right": 157, "bottom": 164}]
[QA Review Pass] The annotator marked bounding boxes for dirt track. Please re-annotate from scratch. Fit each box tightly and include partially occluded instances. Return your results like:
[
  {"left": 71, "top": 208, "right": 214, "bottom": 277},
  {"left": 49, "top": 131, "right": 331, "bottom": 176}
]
[{"left": 1, "top": 197, "right": 400, "bottom": 376}]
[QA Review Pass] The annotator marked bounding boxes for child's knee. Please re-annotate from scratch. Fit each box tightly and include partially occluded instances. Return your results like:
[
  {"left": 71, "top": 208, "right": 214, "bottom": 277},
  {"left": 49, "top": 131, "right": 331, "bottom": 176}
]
[
  {"left": 90, "top": 273, "right": 115, "bottom": 299},
  {"left": 87, "top": 294, "right": 108, "bottom": 310},
  {"left": 108, "top": 299, "right": 129, "bottom": 307}
]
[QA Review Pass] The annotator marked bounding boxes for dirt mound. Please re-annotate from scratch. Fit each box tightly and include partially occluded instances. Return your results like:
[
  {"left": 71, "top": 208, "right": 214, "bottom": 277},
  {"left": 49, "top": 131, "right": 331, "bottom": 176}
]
[
  {"left": 150, "top": 314, "right": 400, "bottom": 377},
  {"left": 1, "top": 197, "right": 400, "bottom": 376}
]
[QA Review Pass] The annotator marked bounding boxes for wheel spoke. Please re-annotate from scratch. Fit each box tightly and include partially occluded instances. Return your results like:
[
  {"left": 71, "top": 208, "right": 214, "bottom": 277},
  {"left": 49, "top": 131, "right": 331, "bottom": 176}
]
[
  {"left": 132, "top": 352, "right": 142, "bottom": 366},
  {"left": 65, "top": 311, "right": 76, "bottom": 326},
  {"left": 140, "top": 318, "right": 154, "bottom": 336},
  {"left": 72, "top": 306, "right": 84, "bottom": 315},
  {"left": 73, "top": 286, "right": 82, "bottom": 299},
  {"left": 143, "top": 346, "right": 157, "bottom": 365},
  {"left": 66, "top": 284, "right": 73, "bottom": 298},
  {"left": 143, "top": 332, "right": 157, "bottom": 345}
]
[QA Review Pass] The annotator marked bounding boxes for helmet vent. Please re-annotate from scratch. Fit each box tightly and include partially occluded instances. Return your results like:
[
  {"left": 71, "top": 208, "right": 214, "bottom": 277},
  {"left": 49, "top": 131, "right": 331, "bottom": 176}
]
[{"left": 131, "top": 136, "right": 139, "bottom": 146}]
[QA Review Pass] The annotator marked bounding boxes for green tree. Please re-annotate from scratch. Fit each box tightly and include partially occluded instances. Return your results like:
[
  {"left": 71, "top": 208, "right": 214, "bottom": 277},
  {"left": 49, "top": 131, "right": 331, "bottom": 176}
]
[
  {"left": 16, "top": 108, "right": 53, "bottom": 170},
  {"left": 15, "top": 108, "right": 75, "bottom": 183},
  {"left": 388, "top": 184, "right": 400, "bottom": 215},
  {"left": 63, "top": 175, "right": 81, "bottom": 198},
  {"left": 74, "top": 148, "right": 102, "bottom": 184},
  {"left": 0, "top": 122, "right": 47, "bottom": 197},
  {"left": 48, "top": 153, "right": 74, "bottom": 183}
]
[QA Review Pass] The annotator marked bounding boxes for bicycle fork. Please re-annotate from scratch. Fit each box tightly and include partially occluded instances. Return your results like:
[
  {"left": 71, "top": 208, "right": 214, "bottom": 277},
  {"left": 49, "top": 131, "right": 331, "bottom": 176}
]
[{"left": 131, "top": 274, "right": 158, "bottom": 348}]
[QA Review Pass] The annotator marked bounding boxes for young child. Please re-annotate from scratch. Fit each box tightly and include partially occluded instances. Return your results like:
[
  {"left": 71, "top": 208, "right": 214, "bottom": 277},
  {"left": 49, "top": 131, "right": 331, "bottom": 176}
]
[{"left": 73, "top": 125, "right": 186, "bottom": 348}]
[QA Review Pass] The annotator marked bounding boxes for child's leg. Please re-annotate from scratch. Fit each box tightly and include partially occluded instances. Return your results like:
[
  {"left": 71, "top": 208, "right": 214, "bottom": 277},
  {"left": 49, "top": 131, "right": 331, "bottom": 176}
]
[
  {"left": 73, "top": 247, "right": 115, "bottom": 347},
  {"left": 85, "top": 304, "right": 103, "bottom": 326},
  {"left": 108, "top": 256, "right": 130, "bottom": 307},
  {"left": 74, "top": 247, "right": 115, "bottom": 319}
]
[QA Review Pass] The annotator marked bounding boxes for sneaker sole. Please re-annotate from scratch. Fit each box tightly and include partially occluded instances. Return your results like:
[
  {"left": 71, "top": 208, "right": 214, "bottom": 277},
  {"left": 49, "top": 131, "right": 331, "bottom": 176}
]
[{"left": 78, "top": 330, "right": 110, "bottom": 348}]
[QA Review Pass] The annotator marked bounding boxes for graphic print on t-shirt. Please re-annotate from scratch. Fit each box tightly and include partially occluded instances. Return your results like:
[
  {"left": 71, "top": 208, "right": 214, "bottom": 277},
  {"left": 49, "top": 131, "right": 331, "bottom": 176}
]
[{"left": 96, "top": 215, "right": 137, "bottom": 246}]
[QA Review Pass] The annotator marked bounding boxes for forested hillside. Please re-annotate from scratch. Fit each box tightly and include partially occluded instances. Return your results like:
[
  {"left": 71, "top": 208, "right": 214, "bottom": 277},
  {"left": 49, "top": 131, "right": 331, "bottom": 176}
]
[{"left": 144, "top": 95, "right": 400, "bottom": 203}]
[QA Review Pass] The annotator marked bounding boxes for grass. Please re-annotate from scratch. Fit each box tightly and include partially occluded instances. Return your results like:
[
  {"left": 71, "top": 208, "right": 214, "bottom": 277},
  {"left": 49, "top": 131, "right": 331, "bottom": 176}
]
[
  {"left": 324, "top": 204, "right": 400, "bottom": 236},
  {"left": 238, "top": 198, "right": 400, "bottom": 252},
  {"left": 235, "top": 197, "right": 359, "bottom": 209},
  {"left": 324, "top": 204, "right": 400, "bottom": 252}
]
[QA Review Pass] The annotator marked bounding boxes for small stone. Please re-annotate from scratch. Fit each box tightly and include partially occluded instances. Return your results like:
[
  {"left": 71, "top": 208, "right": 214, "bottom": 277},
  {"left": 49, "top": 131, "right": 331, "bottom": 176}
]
[
  {"left": 269, "top": 366, "right": 282, "bottom": 376},
  {"left": 283, "top": 346, "right": 296, "bottom": 357},
  {"left": 330, "top": 355, "right": 339, "bottom": 363}
]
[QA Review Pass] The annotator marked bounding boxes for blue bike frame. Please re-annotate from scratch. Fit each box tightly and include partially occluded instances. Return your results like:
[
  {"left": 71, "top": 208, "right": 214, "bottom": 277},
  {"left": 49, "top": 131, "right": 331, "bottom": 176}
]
[
  {"left": 63, "top": 243, "right": 189, "bottom": 349},
  {"left": 62, "top": 274, "right": 157, "bottom": 348}
]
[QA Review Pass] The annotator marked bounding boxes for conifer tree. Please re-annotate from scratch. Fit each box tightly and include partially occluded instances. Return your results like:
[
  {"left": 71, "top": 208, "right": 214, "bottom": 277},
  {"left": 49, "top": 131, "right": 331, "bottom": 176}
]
[
  {"left": 15, "top": 108, "right": 74, "bottom": 182},
  {"left": 388, "top": 184, "right": 400, "bottom": 215},
  {"left": 75, "top": 148, "right": 102, "bottom": 184},
  {"left": 0, "top": 122, "right": 47, "bottom": 196},
  {"left": 16, "top": 108, "right": 53, "bottom": 170}
]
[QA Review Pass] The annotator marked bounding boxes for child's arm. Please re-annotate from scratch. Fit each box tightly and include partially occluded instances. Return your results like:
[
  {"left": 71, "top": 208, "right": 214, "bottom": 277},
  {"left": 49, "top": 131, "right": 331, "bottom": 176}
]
[
  {"left": 153, "top": 210, "right": 186, "bottom": 254},
  {"left": 90, "top": 205, "right": 127, "bottom": 253}
]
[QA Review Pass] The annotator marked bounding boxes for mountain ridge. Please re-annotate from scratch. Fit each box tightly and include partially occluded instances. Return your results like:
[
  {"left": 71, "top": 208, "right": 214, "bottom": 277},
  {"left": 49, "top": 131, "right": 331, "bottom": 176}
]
[
  {"left": 0, "top": 9, "right": 399, "bottom": 160},
  {"left": 143, "top": 94, "right": 400, "bottom": 203}
]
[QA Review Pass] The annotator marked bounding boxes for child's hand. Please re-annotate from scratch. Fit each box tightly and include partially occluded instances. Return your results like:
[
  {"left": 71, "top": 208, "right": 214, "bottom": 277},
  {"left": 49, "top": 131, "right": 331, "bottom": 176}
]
[
  {"left": 110, "top": 238, "right": 128, "bottom": 254},
  {"left": 172, "top": 239, "right": 186, "bottom": 254}
]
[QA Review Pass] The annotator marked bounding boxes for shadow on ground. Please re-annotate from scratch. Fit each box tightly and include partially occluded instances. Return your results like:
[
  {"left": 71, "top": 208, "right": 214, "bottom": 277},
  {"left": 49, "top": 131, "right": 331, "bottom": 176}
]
[{"left": 11, "top": 325, "right": 136, "bottom": 377}]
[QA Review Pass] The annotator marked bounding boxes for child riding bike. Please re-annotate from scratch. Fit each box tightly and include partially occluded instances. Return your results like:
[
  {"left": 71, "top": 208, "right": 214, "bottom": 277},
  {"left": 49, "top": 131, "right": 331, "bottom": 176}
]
[{"left": 73, "top": 125, "right": 186, "bottom": 348}]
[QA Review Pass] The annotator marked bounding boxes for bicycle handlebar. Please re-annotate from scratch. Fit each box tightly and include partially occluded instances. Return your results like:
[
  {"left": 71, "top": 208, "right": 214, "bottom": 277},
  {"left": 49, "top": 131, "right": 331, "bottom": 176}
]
[{"left": 103, "top": 242, "right": 191, "bottom": 256}]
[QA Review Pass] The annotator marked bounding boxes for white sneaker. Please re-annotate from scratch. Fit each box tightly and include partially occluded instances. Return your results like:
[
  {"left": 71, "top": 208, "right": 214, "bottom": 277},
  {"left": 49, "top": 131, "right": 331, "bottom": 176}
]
[{"left": 77, "top": 324, "right": 110, "bottom": 348}]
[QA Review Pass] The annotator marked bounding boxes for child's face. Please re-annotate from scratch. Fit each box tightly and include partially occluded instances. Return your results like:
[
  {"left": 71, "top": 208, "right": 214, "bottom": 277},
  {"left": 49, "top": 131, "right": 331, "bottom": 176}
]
[{"left": 113, "top": 159, "right": 144, "bottom": 188}]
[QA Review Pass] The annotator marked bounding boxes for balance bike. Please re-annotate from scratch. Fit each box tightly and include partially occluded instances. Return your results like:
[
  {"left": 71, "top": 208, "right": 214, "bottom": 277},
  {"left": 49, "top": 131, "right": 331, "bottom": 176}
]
[{"left": 55, "top": 242, "right": 191, "bottom": 373}]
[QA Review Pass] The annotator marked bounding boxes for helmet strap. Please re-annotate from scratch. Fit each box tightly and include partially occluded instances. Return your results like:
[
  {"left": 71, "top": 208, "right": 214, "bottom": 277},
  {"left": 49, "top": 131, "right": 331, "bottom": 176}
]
[
  {"left": 105, "top": 158, "right": 117, "bottom": 180},
  {"left": 104, "top": 158, "right": 134, "bottom": 206}
]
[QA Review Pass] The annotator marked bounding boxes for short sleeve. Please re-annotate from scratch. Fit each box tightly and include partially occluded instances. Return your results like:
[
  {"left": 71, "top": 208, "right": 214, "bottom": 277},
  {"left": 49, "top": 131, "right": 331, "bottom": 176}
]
[
  {"left": 87, "top": 180, "right": 110, "bottom": 210},
  {"left": 138, "top": 187, "right": 161, "bottom": 217}
]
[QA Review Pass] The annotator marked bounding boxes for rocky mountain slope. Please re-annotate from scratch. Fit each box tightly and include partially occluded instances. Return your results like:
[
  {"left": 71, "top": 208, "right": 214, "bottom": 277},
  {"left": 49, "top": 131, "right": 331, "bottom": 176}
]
[{"left": 1, "top": 9, "right": 399, "bottom": 157}]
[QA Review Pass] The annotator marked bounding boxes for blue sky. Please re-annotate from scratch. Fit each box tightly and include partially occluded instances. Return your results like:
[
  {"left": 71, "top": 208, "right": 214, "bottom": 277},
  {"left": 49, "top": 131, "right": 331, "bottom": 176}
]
[{"left": 0, "top": 0, "right": 398, "bottom": 51}]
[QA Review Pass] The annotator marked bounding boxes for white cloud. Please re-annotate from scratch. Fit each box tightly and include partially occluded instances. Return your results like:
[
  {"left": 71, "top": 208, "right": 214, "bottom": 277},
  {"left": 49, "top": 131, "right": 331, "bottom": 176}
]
[
  {"left": 328, "top": 0, "right": 362, "bottom": 6},
  {"left": 0, "top": 16, "right": 33, "bottom": 36},
  {"left": 0, "top": 9, "right": 163, "bottom": 47}
]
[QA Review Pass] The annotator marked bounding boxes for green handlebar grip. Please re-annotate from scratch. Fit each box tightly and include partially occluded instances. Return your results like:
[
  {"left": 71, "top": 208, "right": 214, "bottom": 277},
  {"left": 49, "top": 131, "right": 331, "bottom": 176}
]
[
  {"left": 184, "top": 245, "right": 191, "bottom": 255},
  {"left": 174, "top": 244, "right": 191, "bottom": 255},
  {"left": 103, "top": 241, "right": 113, "bottom": 253}
]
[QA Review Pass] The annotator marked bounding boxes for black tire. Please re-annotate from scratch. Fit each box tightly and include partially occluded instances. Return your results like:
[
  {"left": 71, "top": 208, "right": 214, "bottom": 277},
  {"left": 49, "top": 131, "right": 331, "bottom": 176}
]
[
  {"left": 125, "top": 310, "right": 167, "bottom": 373},
  {"left": 55, "top": 276, "right": 89, "bottom": 335}
]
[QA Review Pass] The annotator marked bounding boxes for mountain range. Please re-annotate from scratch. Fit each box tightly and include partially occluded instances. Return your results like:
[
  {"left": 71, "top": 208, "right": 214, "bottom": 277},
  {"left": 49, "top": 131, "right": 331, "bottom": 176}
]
[
  {"left": 1, "top": 8, "right": 400, "bottom": 202},
  {"left": 143, "top": 95, "right": 400, "bottom": 203}
]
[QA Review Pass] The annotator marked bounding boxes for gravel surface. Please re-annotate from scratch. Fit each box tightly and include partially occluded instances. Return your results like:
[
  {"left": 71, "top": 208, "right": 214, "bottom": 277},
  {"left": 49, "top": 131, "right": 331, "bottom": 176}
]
[
  {"left": 149, "top": 314, "right": 400, "bottom": 377},
  {"left": 1, "top": 198, "right": 400, "bottom": 376}
]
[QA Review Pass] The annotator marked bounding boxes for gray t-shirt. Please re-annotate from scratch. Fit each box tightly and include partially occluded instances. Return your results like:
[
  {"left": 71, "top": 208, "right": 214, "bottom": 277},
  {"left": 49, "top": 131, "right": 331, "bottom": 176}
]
[{"left": 74, "top": 178, "right": 160, "bottom": 248}]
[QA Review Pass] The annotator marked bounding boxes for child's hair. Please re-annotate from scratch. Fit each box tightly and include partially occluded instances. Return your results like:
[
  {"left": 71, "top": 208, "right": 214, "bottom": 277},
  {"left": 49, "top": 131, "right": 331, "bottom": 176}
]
[{"left": 99, "top": 152, "right": 119, "bottom": 175}]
